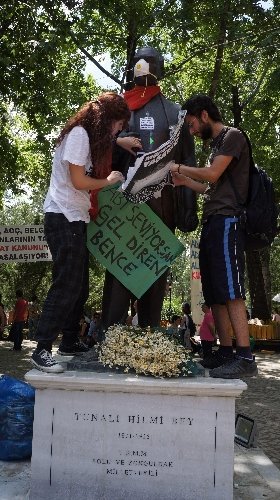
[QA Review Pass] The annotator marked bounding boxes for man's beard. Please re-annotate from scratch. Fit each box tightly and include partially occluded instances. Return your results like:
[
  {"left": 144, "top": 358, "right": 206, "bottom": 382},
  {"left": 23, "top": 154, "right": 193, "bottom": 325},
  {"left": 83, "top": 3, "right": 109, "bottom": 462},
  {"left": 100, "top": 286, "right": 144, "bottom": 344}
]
[{"left": 200, "top": 123, "right": 213, "bottom": 140}]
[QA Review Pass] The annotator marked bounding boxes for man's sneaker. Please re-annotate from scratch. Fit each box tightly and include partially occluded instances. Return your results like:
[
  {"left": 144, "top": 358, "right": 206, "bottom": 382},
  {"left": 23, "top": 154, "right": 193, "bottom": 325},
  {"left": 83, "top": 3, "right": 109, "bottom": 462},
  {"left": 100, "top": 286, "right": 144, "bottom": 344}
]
[
  {"left": 31, "top": 349, "right": 64, "bottom": 373},
  {"left": 57, "top": 341, "right": 89, "bottom": 356},
  {"left": 209, "top": 356, "right": 258, "bottom": 379},
  {"left": 200, "top": 351, "right": 234, "bottom": 369}
]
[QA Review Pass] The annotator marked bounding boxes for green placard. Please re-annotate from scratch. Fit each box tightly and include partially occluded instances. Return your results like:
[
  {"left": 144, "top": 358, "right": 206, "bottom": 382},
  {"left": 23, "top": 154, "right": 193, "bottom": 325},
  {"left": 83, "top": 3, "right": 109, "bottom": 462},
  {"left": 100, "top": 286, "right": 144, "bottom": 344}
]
[{"left": 87, "top": 185, "right": 185, "bottom": 298}]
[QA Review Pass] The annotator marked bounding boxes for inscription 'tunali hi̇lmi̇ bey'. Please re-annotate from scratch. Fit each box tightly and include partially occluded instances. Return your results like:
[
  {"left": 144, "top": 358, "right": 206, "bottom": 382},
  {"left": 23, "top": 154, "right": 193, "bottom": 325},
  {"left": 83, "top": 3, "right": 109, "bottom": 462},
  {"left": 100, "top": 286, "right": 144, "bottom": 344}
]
[{"left": 74, "top": 413, "right": 194, "bottom": 425}]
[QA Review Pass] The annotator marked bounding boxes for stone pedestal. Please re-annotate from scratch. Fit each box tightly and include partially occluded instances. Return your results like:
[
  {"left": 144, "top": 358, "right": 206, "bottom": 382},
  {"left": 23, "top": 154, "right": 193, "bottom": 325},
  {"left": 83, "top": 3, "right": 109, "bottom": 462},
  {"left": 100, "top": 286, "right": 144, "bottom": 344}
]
[{"left": 25, "top": 369, "right": 246, "bottom": 500}]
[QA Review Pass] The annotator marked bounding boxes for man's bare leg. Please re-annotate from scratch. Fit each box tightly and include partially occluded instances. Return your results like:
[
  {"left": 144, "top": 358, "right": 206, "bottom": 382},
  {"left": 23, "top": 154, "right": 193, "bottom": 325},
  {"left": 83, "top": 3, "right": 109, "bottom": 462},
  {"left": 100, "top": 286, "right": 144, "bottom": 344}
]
[
  {"left": 211, "top": 304, "right": 233, "bottom": 346},
  {"left": 209, "top": 298, "right": 257, "bottom": 378},
  {"left": 200, "top": 304, "right": 234, "bottom": 368},
  {"left": 226, "top": 298, "right": 250, "bottom": 347}
]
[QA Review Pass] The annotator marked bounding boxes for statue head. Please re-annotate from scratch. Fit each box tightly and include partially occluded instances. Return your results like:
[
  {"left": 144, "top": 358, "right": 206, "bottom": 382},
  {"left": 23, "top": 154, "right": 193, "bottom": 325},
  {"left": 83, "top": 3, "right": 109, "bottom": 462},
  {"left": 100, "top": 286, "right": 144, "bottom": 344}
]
[{"left": 133, "top": 46, "right": 164, "bottom": 86}]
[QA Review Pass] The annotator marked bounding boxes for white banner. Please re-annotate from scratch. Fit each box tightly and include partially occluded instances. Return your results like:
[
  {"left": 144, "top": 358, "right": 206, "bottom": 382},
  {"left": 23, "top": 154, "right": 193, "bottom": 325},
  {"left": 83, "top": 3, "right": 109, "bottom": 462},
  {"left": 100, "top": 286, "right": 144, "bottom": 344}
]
[
  {"left": 190, "top": 237, "right": 204, "bottom": 326},
  {"left": 0, "top": 225, "right": 52, "bottom": 263}
]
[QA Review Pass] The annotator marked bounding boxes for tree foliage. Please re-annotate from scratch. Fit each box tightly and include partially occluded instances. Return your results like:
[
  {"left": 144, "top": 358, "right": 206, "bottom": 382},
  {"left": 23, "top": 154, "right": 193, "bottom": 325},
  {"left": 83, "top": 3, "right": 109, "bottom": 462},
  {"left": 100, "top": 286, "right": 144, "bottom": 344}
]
[
  {"left": 0, "top": 0, "right": 99, "bottom": 194},
  {"left": 2, "top": 1, "right": 279, "bottom": 186}
]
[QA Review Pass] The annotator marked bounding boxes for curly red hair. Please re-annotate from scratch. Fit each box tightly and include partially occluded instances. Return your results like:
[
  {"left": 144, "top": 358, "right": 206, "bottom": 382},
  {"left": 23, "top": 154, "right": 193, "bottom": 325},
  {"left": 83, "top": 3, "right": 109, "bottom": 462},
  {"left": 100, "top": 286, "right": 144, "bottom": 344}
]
[{"left": 57, "top": 92, "right": 130, "bottom": 178}]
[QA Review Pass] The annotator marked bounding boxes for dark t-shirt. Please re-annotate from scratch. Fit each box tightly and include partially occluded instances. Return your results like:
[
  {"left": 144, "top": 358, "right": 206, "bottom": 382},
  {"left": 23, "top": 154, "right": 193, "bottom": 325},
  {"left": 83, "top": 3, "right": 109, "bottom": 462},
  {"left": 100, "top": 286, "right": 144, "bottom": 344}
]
[{"left": 202, "top": 127, "right": 250, "bottom": 222}]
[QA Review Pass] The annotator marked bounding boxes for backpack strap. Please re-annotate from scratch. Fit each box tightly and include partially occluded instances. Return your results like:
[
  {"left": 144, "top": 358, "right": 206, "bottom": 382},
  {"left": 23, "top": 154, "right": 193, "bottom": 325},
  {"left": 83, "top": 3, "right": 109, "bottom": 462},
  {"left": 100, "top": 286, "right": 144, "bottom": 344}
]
[
  {"left": 226, "top": 128, "right": 254, "bottom": 207},
  {"left": 237, "top": 128, "right": 255, "bottom": 173},
  {"left": 209, "top": 126, "right": 231, "bottom": 163}
]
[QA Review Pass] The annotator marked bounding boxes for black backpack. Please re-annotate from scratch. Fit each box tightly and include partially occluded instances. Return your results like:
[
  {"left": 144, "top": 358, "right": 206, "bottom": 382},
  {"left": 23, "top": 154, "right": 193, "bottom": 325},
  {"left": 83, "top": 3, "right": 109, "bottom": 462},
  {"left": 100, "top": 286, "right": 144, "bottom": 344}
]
[{"left": 226, "top": 129, "right": 278, "bottom": 251}]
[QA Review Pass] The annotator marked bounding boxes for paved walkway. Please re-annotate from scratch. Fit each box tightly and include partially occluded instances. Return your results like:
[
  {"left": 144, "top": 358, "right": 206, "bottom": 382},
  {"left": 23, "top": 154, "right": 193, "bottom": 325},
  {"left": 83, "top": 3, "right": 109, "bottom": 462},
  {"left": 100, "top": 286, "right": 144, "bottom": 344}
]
[
  {"left": 0, "top": 343, "right": 280, "bottom": 498},
  {"left": 235, "top": 350, "right": 280, "bottom": 470}
]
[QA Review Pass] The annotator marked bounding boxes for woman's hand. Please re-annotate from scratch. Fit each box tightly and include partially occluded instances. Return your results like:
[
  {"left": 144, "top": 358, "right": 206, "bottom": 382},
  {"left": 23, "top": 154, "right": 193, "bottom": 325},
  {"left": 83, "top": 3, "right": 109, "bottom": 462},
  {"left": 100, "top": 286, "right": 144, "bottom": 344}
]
[
  {"left": 107, "top": 171, "right": 125, "bottom": 185},
  {"left": 116, "top": 136, "right": 142, "bottom": 156},
  {"left": 69, "top": 164, "right": 124, "bottom": 190}
]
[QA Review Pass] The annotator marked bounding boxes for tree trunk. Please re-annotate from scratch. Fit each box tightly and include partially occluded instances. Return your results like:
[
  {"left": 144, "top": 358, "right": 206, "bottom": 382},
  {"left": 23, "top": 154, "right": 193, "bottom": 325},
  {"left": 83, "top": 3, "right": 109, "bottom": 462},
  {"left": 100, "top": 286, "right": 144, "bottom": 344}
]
[
  {"left": 231, "top": 85, "right": 243, "bottom": 127},
  {"left": 208, "top": 1, "right": 231, "bottom": 99},
  {"left": 246, "top": 247, "right": 271, "bottom": 321},
  {"left": 123, "top": 17, "right": 138, "bottom": 90}
]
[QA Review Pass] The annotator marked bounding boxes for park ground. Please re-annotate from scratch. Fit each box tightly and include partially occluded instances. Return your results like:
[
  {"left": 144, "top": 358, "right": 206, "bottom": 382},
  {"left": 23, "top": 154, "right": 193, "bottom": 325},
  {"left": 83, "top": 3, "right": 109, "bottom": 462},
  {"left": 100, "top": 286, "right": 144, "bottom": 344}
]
[{"left": 1, "top": 336, "right": 280, "bottom": 470}]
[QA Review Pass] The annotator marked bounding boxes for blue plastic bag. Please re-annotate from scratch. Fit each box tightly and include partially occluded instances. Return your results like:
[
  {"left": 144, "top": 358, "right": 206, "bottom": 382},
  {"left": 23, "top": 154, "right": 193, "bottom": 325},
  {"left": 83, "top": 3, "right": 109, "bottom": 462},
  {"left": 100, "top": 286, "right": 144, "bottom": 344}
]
[{"left": 0, "top": 375, "right": 35, "bottom": 460}]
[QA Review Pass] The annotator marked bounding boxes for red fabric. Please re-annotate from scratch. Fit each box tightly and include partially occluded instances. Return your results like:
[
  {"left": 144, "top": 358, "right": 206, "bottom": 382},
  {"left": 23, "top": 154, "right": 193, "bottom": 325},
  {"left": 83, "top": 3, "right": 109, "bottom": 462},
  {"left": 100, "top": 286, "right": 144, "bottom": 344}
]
[
  {"left": 124, "top": 85, "right": 161, "bottom": 110},
  {"left": 89, "top": 150, "right": 112, "bottom": 220},
  {"left": 14, "top": 298, "right": 28, "bottom": 322},
  {"left": 89, "top": 190, "right": 100, "bottom": 220}
]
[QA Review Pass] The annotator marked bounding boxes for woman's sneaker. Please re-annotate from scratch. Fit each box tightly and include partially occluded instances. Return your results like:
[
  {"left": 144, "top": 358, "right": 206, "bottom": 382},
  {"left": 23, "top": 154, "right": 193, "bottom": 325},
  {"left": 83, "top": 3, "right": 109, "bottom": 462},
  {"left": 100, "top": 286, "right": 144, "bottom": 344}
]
[
  {"left": 57, "top": 341, "right": 89, "bottom": 356},
  {"left": 31, "top": 349, "right": 64, "bottom": 373}
]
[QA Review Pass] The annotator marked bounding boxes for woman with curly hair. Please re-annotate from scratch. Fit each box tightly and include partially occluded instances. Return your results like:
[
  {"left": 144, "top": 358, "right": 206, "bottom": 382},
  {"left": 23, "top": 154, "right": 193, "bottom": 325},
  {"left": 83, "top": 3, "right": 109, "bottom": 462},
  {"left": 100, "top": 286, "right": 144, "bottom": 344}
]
[{"left": 31, "top": 92, "right": 130, "bottom": 373}]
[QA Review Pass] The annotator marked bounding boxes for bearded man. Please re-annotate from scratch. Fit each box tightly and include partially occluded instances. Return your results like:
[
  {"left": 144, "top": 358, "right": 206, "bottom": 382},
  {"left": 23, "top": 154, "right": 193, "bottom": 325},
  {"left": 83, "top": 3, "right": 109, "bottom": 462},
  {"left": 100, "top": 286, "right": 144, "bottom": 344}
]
[{"left": 170, "top": 94, "right": 258, "bottom": 379}]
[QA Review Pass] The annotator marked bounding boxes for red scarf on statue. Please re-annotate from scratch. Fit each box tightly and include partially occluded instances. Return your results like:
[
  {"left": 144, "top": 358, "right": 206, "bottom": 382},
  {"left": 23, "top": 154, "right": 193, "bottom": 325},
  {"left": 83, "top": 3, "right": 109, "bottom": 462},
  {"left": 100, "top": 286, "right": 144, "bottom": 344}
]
[{"left": 124, "top": 85, "right": 161, "bottom": 110}]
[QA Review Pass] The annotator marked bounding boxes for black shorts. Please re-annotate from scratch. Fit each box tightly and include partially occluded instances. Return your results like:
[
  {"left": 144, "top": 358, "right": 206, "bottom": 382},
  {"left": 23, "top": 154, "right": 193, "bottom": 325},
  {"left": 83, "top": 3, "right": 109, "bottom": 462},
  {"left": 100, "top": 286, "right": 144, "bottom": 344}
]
[{"left": 199, "top": 215, "right": 246, "bottom": 306}]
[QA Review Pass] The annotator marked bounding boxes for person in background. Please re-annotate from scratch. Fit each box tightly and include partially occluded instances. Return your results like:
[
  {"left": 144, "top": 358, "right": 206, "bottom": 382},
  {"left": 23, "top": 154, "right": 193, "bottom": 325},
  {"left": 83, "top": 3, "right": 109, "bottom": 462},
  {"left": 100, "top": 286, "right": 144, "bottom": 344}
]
[
  {"left": 272, "top": 309, "right": 280, "bottom": 322},
  {"left": 170, "top": 94, "right": 257, "bottom": 378},
  {"left": 131, "top": 300, "right": 139, "bottom": 327},
  {"left": 166, "top": 314, "right": 181, "bottom": 340},
  {"left": 11, "top": 289, "right": 28, "bottom": 351},
  {"left": 86, "top": 311, "right": 103, "bottom": 346},
  {"left": 27, "top": 295, "right": 40, "bottom": 340},
  {"left": 180, "top": 302, "right": 196, "bottom": 349},
  {"left": 0, "top": 294, "right": 7, "bottom": 340},
  {"left": 199, "top": 303, "right": 216, "bottom": 359},
  {"left": 79, "top": 311, "right": 91, "bottom": 338},
  {"left": 31, "top": 92, "right": 130, "bottom": 373},
  {"left": 126, "top": 315, "right": 133, "bottom": 326}
]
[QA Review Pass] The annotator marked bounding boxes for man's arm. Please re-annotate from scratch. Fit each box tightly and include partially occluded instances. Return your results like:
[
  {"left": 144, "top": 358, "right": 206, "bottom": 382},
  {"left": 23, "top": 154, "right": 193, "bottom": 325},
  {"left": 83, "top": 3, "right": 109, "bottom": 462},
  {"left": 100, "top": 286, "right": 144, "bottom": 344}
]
[
  {"left": 171, "top": 173, "right": 207, "bottom": 194},
  {"left": 170, "top": 154, "right": 234, "bottom": 184}
]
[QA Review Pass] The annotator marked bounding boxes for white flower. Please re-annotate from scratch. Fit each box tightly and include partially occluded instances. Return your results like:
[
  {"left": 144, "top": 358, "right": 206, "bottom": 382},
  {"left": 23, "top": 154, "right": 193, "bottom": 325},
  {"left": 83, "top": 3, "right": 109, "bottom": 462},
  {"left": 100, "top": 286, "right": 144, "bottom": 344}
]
[{"left": 99, "top": 325, "right": 193, "bottom": 378}]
